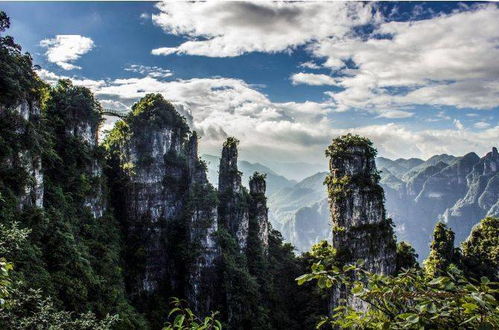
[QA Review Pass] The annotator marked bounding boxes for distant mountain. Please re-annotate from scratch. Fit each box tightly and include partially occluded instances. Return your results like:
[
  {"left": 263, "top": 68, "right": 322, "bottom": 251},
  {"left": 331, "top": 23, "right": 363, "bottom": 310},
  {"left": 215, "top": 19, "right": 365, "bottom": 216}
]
[
  {"left": 201, "top": 154, "right": 296, "bottom": 196},
  {"left": 268, "top": 172, "right": 328, "bottom": 234},
  {"left": 264, "top": 160, "right": 327, "bottom": 182},
  {"left": 267, "top": 150, "right": 499, "bottom": 259}
]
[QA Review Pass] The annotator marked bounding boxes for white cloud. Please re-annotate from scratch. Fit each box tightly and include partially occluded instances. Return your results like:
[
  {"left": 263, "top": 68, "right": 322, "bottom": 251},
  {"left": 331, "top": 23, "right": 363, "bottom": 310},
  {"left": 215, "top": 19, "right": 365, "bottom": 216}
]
[
  {"left": 38, "top": 68, "right": 498, "bottom": 163},
  {"left": 40, "top": 35, "right": 94, "bottom": 70},
  {"left": 344, "top": 123, "right": 499, "bottom": 160},
  {"left": 151, "top": 1, "right": 376, "bottom": 57},
  {"left": 124, "top": 64, "right": 173, "bottom": 78},
  {"left": 454, "top": 119, "right": 464, "bottom": 130},
  {"left": 474, "top": 121, "right": 491, "bottom": 129},
  {"left": 37, "top": 69, "right": 106, "bottom": 90},
  {"left": 299, "top": 61, "right": 321, "bottom": 70},
  {"left": 313, "top": 4, "right": 499, "bottom": 111},
  {"left": 376, "top": 110, "right": 414, "bottom": 119},
  {"left": 290, "top": 72, "right": 338, "bottom": 86}
]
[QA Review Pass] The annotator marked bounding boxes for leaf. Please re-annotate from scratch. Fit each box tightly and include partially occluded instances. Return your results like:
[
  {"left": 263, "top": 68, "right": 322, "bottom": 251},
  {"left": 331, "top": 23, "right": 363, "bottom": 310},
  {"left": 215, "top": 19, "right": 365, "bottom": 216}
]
[
  {"left": 462, "top": 303, "right": 478, "bottom": 313},
  {"left": 406, "top": 314, "right": 419, "bottom": 324}
]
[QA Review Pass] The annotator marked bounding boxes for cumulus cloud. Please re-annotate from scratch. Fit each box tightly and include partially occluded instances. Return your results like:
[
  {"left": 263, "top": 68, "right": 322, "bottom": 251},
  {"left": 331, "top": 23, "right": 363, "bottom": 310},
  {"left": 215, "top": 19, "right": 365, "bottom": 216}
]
[
  {"left": 344, "top": 123, "right": 499, "bottom": 160},
  {"left": 38, "top": 68, "right": 499, "bottom": 163},
  {"left": 376, "top": 110, "right": 414, "bottom": 119},
  {"left": 40, "top": 35, "right": 94, "bottom": 70},
  {"left": 474, "top": 121, "right": 491, "bottom": 129},
  {"left": 151, "top": 1, "right": 376, "bottom": 57},
  {"left": 454, "top": 119, "right": 464, "bottom": 130},
  {"left": 299, "top": 61, "right": 322, "bottom": 70},
  {"left": 37, "top": 68, "right": 106, "bottom": 90},
  {"left": 290, "top": 72, "right": 338, "bottom": 86},
  {"left": 314, "top": 4, "right": 499, "bottom": 111},
  {"left": 124, "top": 64, "right": 173, "bottom": 78}
]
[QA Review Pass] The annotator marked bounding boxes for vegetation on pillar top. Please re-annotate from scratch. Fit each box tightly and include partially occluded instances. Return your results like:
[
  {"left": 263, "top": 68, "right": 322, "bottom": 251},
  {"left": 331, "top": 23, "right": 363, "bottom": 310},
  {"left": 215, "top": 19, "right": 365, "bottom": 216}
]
[
  {"left": 424, "top": 222, "right": 457, "bottom": 278},
  {"left": 0, "top": 11, "right": 45, "bottom": 108},
  {"left": 461, "top": 217, "right": 499, "bottom": 281},
  {"left": 223, "top": 136, "right": 239, "bottom": 149},
  {"left": 250, "top": 171, "right": 267, "bottom": 182},
  {"left": 45, "top": 79, "right": 102, "bottom": 128},
  {"left": 129, "top": 93, "right": 189, "bottom": 133},
  {"left": 325, "top": 133, "right": 377, "bottom": 159}
]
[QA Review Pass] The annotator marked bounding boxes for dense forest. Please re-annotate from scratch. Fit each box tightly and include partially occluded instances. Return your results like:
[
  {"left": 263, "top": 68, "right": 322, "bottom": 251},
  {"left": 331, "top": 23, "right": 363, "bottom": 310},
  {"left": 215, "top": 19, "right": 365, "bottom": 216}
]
[{"left": 0, "top": 10, "right": 498, "bottom": 329}]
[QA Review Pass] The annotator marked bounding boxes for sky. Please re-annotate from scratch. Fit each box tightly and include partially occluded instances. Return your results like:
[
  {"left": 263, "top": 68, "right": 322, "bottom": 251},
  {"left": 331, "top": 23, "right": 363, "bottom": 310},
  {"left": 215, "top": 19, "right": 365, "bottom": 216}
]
[{"left": 2, "top": 1, "right": 499, "bottom": 170}]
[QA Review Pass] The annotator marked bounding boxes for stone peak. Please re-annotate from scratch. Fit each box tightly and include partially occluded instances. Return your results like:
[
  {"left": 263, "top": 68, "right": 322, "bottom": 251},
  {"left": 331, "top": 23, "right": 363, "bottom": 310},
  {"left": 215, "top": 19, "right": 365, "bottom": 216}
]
[{"left": 249, "top": 172, "right": 266, "bottom": 195}]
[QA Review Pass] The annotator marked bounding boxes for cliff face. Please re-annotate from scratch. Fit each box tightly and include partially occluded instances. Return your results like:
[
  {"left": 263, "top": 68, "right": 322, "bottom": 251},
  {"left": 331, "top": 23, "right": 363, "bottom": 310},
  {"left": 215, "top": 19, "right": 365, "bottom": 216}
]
[
  {"left": 13, "top": 100, "right": 44, "bottom": 209},
  {"left": 185, "top": 133, "right": 219, "bottom": 313},
  {"left": 105, "top": 94, "right": 220, "bottom": 320},
  {"left": 325, "top": 134, "right": 396, "bottom": 311},
  {"left": 248, "top": 173, "right": 270, "bottom": 252},
  {"left": 443, "top": 147, "right": 499, "bottom": 243},
  {"left": 217, "top": 138, "right": 250, "bottom": 250}
]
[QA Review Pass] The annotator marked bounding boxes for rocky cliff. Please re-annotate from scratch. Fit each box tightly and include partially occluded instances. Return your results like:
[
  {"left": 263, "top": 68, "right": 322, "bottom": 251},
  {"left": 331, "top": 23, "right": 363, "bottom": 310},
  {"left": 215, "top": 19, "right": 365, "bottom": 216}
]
[
  {"left": 3, "top": 100, "right": 44, "bottom": 209},
  {"left": 105, "top": 94, "right": 219, "bottom": 321},
  {"left": 443, "top": 147, "right": 499, "bottom": 243},
  {"left": 248, "top": 172, "right": 270, "bottom": 253},
  {"left": 217, "top": 138, "right": 250, "bottom": 250},
  {"left": 325, "top": 134, "right": 396, "bottom": 311}
]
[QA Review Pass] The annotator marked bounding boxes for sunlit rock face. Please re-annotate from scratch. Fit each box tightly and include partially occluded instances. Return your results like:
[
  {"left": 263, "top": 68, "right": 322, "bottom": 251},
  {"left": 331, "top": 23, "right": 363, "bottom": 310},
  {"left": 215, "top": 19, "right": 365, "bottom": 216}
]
[
  {"left": 106, "top": 94, "right": 219, "bottom": 315},
  {"left": 325, "top": 135, "right": 396, "bottom": 312},
  {"left": 186, "top": 133, "right": 219, "bottom": 313},
  {"left": 444, "top": 147, "right": 499, "bottom": 243},
  {"left": 13, "top": 100, "right": 44, "bottom": 209},
  {"left": 249, "top": 173, "right": 270, "bottom": 252},
  {"left": 218, "top": 138, "right": 249, "bottom": 250}
]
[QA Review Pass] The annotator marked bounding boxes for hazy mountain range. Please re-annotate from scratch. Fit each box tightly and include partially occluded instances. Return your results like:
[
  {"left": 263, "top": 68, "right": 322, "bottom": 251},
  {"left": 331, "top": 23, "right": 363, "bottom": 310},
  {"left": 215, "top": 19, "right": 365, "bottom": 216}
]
[{"left": 203, "top": 148, "right": 499, "bottom": 260}]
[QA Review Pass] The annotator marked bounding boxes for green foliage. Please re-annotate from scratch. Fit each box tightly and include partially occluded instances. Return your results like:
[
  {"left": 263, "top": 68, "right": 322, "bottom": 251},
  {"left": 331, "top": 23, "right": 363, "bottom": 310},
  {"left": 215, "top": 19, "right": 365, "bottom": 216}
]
[
  {"left": 0, "top": 287, "right": 119, "bottom": 330},
  {"left": 223, "top": 137, "right": 239, "bottom": 149},
  {"left": 0, "top": 11, "right": 44, "bottom": 108},
  {"left": 395, "top": 241, "right": 419, "bottom": 273},
  {"left": 325, "top": 133, "right": 377, "bottom": 159},
  {"left": 298, "top": 241, "right": 499, "bottom": 329},
  {"left": 424, "top": 222, "right": 458, "bottom": 278},
  {"left": 163, "top": 298, "right": 222, "bottom": 330},
  {"left": 130, "top": 93, "right": 189, "bottom": 134},
  {"left": 461, "top": 217, "right": 499, "bottom": 281}
]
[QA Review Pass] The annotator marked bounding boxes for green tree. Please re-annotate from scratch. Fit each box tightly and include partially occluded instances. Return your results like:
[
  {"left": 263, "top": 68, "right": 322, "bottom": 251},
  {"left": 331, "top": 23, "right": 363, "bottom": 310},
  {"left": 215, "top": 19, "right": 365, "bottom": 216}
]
[
  {"left": 461, "top": 217, "right": 499, "bottom": 281},
  {"left": 423, "top": 222, "right": 457, "bottom": 278},
  {"left": 395, "top": 241, "right": 419, "bottom": 273},
  {"left": 298, "top": 241, "right": 499, "bottom": 329},
  {"left": 163, "top": 298, "right": 221, "bottom": 330}
]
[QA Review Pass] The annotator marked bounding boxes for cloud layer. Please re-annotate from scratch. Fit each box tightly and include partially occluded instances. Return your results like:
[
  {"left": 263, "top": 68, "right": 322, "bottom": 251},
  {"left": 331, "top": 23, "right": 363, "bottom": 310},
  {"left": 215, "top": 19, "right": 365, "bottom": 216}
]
[
  {"left": 39, "top": 68, "right": 498, "bottom": 164},
  {"left": 40, "top": 35, "right": 94, "bottom": 70},
  {"left": 313, "top": 4, "right": 499, "bottom": 112},
  {"left": 151, "top": 1, "right": 375, "bottom": 57}
]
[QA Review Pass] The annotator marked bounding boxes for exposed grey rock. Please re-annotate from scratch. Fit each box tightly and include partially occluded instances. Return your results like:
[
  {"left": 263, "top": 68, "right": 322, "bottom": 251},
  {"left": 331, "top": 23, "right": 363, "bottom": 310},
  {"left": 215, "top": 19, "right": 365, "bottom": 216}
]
[
  {"left": 11, "top": 100, "right": 44, "bottom": 209},
  {"left": 218, "top": 138, "right": 249, "bottom": 250},
  {"left": 444, "top": 148, "right": 499, "bottom": 243},
  {"left": 249, "top": 173, "right": 270, "bottom": 252},
  {"left": 326, "top": 137, "right": 396, "bottom": 311},
  {"left": 186, "top": 133, "right": 219, "bottom": 313}
]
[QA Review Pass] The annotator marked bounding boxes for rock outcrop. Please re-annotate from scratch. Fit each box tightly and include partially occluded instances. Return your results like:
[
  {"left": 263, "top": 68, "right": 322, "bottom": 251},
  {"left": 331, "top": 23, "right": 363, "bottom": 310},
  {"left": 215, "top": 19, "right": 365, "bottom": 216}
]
[
  {"left": 105, "top": 94, "right": 219, "bottom": 316},
  {"left": 217, "top": 138, "right": 250, "bottom": 250},
  {"left": 13, "top": 100, "right": 44, "bottom": 209},
  {"left": 443, "top": 147, "right": 499, "bottom": 243},
  {"left": 248, "top": 172, "right": 270, "bottom": 252},
  {"left": 185, "top": 132, "right": 219, "bottom": 313},
  {"left": 325, "top": 134, "right": 396, "bottom": 311}
]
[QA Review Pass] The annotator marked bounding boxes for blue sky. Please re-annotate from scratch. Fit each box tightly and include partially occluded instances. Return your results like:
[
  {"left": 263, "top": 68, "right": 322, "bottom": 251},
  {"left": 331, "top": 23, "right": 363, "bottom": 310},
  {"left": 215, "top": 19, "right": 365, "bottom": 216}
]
[{"left": 2, "top": 1, "right": 498, "bottom": 166}]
